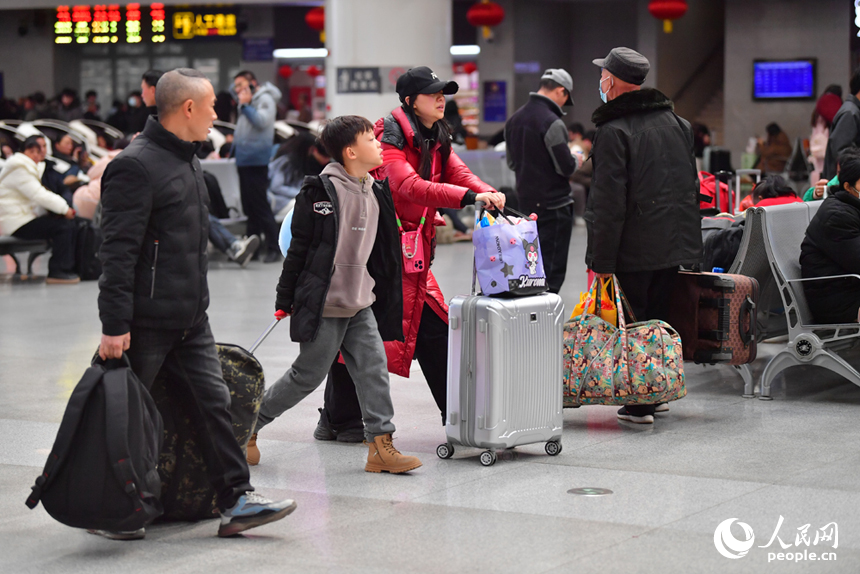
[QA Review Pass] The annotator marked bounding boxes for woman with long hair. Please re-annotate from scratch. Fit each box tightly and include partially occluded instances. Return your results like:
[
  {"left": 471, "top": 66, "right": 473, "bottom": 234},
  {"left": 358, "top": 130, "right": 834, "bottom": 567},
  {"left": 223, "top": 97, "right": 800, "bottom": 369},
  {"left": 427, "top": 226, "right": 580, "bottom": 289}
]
[{"left": 247, "top": 68, "right": 505, "bottom": 460}]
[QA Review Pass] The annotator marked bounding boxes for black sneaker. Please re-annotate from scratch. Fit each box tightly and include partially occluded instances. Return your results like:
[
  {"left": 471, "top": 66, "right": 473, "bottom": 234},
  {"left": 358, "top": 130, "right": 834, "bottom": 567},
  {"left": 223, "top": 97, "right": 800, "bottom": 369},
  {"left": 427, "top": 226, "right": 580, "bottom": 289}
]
[
  {"left": 617, "top": 406, "right": 654, "bottom": 424},
  {"left": 336, "top": 427, "right": 365, "bottom": 443},
  {"left": 313, "top": 408, "right": 336, "bottom": 441},
  {"left": 262, "top": 250, "right": 282, "bottom": 263}
]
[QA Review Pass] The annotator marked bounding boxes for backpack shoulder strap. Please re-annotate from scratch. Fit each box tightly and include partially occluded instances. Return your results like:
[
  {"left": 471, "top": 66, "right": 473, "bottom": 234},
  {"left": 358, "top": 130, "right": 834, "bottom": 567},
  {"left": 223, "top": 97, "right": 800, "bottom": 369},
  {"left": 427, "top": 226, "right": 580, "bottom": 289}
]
[
  {"left": 102, "top": 367, "right": 152, "bottom": 514},
  {"left": 26, "top": 365, "right": 105, "bottom": 508}
]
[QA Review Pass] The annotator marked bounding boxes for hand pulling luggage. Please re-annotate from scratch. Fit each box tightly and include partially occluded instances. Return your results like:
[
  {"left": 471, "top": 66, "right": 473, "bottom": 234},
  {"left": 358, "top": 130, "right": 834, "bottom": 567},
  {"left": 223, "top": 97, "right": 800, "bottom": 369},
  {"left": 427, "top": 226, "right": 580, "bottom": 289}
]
[
  {"left": 26, "top": 355, "right": 164, "bottom": 531},
  {"left": 437, "top": 254, "right": 564, "bottom": 467},
  {"left": 667, "top": 271, "right": 759, "bottom": 365},
  {"left": 153, "top": 313, "right": 284, "bottom": 521}
]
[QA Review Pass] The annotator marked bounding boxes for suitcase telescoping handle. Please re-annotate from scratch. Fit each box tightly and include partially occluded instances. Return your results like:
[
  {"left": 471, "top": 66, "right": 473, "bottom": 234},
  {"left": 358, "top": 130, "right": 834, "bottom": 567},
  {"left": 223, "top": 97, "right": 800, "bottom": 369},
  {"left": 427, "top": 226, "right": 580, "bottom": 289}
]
[{"left": 249, "top": 310, "right": 287, "bottom": 355}]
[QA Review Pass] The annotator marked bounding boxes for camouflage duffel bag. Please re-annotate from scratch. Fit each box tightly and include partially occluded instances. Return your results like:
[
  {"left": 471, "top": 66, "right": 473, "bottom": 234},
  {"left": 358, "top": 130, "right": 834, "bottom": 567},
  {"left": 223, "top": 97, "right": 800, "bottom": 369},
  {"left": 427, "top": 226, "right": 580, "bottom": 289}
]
[{"left": 150, "top": 343, "right": 264, "bottom": 522}]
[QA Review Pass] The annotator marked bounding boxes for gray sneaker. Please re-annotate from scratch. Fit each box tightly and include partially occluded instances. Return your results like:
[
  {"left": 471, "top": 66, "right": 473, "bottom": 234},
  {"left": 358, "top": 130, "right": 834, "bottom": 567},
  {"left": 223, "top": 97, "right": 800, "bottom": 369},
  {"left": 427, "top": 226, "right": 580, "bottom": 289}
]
[
  {"left": 218, "top": 492, "right": 297, "bottom": 538},
  {"left": 87, "top": 528, "right": 145, "bottom": 541},
  {"left": 228, "top": 235, "right": 261, "bottom": 268}
]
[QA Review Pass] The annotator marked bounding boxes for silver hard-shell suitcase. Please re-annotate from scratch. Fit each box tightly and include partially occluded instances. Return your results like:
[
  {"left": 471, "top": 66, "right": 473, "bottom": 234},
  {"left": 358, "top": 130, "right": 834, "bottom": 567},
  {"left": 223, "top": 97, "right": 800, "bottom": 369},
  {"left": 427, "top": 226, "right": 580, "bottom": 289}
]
[{"left": 438, "top": 291, "right": 565, "bottom": 466}]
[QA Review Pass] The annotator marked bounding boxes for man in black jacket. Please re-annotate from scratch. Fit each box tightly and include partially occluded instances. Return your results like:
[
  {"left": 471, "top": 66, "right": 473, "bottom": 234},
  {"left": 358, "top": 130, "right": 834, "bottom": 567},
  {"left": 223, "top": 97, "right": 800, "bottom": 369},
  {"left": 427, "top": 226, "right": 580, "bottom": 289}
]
[
  {"left": 823, "top": 68, "right": 860, "bottom": 180},
  {"left": 98, "top": 68, "right": 295, "bottom": 540},
  {"left": 505, "top": 68, "right": 580, "bottom": 294},
  {"left": 801, "top": 150, "right": 860, "bottom": 324},
  {"left": 587, "top": 48, "right": 702, "bottom": 424}
]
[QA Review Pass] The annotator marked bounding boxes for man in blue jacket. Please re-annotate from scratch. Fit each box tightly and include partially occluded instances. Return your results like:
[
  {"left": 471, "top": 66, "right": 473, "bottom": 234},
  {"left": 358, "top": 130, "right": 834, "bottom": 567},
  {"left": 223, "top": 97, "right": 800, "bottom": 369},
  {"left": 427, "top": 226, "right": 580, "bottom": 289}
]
[
  {"left": 505, "top": 68, "right": 580, "bottom": 294},
  {"left": 233, "top": 71, "right": 282, "bottom": 262}
]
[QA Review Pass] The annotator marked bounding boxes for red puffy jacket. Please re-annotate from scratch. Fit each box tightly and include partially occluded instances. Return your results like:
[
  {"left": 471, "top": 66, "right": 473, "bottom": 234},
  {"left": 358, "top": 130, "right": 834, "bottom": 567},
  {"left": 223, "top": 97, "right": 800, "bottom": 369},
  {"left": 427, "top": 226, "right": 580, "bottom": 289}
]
[{"left": 372, "top": 106, "right": 495, "bottom": 376}]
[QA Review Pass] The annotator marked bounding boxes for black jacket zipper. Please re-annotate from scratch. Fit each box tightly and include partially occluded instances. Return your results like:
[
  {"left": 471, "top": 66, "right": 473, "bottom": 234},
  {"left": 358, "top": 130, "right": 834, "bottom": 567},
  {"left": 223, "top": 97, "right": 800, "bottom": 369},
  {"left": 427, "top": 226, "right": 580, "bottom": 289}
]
[{"left": 150, "top": 240, "right": 159, "bottom": 298}]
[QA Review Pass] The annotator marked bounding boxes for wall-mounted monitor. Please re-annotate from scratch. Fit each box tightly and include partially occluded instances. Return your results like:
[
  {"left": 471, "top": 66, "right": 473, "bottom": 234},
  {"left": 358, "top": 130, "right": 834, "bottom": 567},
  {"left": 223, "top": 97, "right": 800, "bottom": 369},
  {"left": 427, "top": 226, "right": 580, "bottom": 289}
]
[{"left": 753, "top": 59, "right": 817, "bottom": 101}]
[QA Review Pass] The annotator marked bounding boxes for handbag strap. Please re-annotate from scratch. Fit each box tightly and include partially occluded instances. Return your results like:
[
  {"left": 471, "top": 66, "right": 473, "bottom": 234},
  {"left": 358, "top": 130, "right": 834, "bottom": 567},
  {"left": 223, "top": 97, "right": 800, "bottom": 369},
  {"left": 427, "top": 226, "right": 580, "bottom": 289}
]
[{"left": 395, "top": 206, "right": 429, "bottom": 236}]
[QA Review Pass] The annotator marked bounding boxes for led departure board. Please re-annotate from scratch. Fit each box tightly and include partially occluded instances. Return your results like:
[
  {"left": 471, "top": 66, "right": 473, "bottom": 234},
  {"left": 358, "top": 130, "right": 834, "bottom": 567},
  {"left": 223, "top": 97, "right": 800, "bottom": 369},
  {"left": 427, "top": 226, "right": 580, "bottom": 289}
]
[
  {"left": 54, "top": 4, "right": 230, "bottom": 45},
  {"left": 172, "top": 11, "right": 238, "bottom": 40}
]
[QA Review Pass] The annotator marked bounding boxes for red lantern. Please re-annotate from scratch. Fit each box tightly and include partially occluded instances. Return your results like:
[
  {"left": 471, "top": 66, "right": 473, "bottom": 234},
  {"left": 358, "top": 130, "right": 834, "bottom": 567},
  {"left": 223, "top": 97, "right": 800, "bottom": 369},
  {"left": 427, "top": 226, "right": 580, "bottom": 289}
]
[
  {"left": 305, "top": 6, "right": 325, "bottom": 42},
  {"left": 463, "top": 62, "right": 477, "bottom": 75},
  {"left": 648, "top": 0, "right": 687, "bottom": 33},
  {"left": 306, "top": 65, "right": 322, "bottom": 78},
  {"left": 466, "top": 0, "right": 505, "bottom": 40},
  {"left": 278, "top": 65, "right": 293, "bottom": 80}
]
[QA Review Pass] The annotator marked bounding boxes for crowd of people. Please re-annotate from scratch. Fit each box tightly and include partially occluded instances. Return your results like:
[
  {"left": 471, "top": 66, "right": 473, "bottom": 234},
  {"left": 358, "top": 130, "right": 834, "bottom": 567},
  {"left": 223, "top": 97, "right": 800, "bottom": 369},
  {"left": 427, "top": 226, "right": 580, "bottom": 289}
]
[{"left": 1, "top": 42, "right": 858, "bottom": 541}]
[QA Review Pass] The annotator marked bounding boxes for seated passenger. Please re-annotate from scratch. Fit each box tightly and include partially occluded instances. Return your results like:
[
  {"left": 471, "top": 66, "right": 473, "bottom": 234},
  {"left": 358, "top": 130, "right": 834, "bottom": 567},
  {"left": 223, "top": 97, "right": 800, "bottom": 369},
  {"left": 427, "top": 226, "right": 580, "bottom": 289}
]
[
  {"left": 800, "top": 153, "right": 860, "bottom": 324},
  {"left": 0, "top": 135, "right": 79, "bottom": 283},
  {"left": 72, "top": 135, "right": 133, "bottom": 220},
  {"left": 751, "top": 175, "right": 803, "bottom": 207}
]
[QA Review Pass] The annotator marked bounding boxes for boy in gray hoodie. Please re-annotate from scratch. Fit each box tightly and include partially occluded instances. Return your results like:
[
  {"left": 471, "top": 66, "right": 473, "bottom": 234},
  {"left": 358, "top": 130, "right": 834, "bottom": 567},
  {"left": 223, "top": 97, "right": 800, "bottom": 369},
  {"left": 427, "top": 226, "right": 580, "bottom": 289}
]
[{"left": 249, "top": 116, "right": 421, "bottom": 474}]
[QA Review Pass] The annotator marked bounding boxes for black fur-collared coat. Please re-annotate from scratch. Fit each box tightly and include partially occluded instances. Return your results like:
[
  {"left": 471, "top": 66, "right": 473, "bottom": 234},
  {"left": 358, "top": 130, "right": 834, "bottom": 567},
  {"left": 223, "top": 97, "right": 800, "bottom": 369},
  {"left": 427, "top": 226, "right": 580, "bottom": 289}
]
[{"left": 585, "top": 88, "right": 702, "bottom": 274}]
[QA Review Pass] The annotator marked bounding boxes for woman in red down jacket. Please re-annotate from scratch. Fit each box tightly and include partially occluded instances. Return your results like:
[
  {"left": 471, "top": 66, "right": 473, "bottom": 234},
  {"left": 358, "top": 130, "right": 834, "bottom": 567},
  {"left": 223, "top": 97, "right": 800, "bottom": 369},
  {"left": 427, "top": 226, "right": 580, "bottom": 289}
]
[{"left": 314, "top": 67, "right": 506, "bottom": 440}]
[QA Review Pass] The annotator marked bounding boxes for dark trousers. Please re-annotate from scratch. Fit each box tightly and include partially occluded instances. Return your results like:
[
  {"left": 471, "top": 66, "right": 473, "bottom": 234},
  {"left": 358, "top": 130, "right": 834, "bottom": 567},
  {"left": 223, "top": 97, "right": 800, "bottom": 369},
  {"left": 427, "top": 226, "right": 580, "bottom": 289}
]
[
  {"left": 614, "top": 267, "right": 679, "bottom": 415},
  {"left": 237, "top": 165, "right": 279, "bottom": 252},
  {"left": 12, "top": 215, "right": 76, "bottom": 276},
  {"left": 439, "top": 208, "right": 468, "bottom": 233},
  {"left": 322, "top": 303, "right": 449, "bottom": 429},
  {"left": 535, "top": 204, "right": 574, "bottom": 294},
  {"left": 126, "top": 318, "right": 252, "bottom": 511}
]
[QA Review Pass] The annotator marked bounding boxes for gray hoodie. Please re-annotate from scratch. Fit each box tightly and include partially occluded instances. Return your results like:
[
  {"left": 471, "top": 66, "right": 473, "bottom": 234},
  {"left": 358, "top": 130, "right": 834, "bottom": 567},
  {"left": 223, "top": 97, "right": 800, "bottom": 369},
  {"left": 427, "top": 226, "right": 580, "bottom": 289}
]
[
  {"left": 322, "top": 163, "right": 380, "bottom": 318},
  {"left": 233, "top": 82, "right": 282, "bottom": 167}
]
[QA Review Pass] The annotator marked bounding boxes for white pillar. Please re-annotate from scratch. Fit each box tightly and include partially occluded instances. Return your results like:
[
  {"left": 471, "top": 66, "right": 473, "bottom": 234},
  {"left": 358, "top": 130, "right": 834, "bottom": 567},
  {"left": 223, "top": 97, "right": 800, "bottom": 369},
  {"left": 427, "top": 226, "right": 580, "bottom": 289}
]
[{"left": 325, "top": 0, "right": 452, "bottom": 122}]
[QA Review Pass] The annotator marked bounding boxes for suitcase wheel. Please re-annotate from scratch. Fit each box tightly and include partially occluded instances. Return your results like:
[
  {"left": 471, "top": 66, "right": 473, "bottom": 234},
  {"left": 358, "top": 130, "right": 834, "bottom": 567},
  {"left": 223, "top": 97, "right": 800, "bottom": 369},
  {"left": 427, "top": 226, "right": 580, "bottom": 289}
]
[
  {"left": 436, "top": 443, "right": 454, "bottom": 459},
  {"left": 545, "top": 441, "right": 563, "bottom": 456},
  {"left": 479, "top": 450, "right": 497, "bottom": 466}
]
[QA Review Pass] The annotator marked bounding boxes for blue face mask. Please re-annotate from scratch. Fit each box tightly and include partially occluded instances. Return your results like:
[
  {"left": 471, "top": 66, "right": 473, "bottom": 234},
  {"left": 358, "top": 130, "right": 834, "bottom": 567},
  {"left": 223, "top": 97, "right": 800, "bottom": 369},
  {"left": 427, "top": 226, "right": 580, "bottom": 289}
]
[{"left": 599, "top": 77, "right": 610, "bottom": 104}]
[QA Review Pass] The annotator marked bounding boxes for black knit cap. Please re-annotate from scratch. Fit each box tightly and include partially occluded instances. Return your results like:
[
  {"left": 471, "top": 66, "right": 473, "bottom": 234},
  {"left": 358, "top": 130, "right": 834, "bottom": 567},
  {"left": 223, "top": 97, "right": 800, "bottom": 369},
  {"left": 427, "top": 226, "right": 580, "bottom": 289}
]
[{"left": 396, "top": 67, "right": 459, "bottom": 103}]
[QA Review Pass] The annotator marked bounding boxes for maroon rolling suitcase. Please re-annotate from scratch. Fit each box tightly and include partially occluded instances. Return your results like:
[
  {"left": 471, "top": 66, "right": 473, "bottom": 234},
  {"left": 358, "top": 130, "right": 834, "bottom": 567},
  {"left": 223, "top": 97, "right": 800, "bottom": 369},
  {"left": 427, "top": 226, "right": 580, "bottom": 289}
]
[{"left": 668, "top": 271, "right": 759, "bottom": 365}]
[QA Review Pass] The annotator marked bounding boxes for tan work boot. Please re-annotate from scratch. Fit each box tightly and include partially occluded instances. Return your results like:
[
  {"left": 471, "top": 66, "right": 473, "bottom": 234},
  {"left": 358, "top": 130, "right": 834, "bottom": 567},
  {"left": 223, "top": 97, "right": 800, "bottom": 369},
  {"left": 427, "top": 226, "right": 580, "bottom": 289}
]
[
  {"left": 365, "top": 434, "right": 422, "bottom": 474},
  {"left": 246, "top": 433, "right": 260, "bottom": 466}
]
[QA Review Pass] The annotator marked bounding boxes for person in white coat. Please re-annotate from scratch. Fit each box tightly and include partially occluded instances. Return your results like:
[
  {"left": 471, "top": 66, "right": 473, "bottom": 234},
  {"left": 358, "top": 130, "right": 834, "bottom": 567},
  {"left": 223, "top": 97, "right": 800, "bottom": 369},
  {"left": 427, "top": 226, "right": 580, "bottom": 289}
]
[{"left": 0, "top": 135, "right": 79, "bottom": 283}]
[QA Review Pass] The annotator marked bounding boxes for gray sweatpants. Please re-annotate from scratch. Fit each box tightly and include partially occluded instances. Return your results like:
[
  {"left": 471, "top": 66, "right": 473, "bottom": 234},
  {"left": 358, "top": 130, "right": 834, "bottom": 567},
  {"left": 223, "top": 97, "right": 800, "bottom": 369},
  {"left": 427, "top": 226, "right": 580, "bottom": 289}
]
[{"left": 254, "top": 307, "right": 395, "bottom": 441}]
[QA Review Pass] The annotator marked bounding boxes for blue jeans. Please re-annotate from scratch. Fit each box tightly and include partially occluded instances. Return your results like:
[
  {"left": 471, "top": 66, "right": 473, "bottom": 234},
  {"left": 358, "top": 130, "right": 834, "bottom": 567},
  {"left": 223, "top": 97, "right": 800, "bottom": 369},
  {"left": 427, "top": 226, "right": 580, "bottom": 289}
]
[{"left": 209, "top": 214, "right": 237, "bottom": 254}]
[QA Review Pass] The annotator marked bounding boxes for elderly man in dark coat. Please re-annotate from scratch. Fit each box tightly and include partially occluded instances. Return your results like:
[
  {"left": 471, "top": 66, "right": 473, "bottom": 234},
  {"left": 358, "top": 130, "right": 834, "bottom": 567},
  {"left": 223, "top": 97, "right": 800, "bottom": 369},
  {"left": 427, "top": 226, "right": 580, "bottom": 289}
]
[{"left": 586, "top": 47, "right": 702, "bottom": 424}]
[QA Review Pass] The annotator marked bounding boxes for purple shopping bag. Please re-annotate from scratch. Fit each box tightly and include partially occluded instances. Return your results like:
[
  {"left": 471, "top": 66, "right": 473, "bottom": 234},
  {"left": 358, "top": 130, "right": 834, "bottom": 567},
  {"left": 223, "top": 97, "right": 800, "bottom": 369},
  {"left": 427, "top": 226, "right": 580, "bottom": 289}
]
[{"left": 472, "top": 218, "right": 547, "bottom": 296}]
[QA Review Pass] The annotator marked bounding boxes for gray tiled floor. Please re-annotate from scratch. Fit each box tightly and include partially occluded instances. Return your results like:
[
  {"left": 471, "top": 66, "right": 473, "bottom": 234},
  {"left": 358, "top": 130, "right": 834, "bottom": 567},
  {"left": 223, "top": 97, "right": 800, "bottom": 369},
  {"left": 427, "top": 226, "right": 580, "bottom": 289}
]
[{"left": 1, "top": 223, "right": 858, "bottom": 573}]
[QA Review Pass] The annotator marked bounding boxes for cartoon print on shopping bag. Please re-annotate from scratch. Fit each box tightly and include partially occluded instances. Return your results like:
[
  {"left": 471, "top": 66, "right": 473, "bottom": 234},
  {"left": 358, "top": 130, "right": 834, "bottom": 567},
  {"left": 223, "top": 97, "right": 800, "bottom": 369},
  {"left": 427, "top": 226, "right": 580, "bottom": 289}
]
[{"left": 522, "top": 237, "right": 540, "bottom": 275}]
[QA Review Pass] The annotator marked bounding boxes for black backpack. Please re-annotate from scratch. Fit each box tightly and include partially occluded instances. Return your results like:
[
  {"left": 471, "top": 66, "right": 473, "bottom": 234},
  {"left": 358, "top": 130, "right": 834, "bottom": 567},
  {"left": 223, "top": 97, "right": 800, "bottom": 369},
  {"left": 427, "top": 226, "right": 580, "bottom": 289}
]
[
  {"left": 204, "top": 171, "right": 231, "bottom": 219},
  {"left": 26, "top": 356, "right": 164, "bottom": 531},
  {"left": 702, "top": 219, "right": 746, "bottom": 273},
  {"left": 75, "top": 219, "right": 103, "bottom": 281}
]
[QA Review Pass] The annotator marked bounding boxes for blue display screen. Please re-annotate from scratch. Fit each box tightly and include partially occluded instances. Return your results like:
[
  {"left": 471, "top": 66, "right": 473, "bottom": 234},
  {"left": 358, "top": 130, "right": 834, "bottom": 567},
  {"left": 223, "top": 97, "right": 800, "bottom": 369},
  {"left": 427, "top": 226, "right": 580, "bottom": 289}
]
[{"left": 753, "top": 60, "right": 815, "bottom": 99}]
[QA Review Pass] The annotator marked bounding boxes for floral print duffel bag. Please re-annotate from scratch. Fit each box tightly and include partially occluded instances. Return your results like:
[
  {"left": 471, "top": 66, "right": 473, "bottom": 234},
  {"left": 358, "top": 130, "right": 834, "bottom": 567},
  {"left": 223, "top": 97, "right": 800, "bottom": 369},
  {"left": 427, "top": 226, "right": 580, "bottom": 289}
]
[{"left": 563, "top": 276, "right": 686, "bottom": 407}]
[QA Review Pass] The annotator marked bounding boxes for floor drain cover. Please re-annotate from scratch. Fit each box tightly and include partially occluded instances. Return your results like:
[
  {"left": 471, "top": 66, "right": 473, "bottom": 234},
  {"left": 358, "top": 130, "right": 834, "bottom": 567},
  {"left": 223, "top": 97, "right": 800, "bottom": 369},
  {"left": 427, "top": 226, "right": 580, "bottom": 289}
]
[{"left": 567, "top": 487, "right": 613, "bottom": 496}]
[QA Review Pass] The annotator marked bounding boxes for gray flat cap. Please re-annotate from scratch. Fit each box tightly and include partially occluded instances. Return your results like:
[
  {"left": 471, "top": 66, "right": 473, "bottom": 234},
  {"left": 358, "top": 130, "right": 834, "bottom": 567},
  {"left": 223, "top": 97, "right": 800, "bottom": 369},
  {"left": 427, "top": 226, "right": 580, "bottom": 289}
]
[
  {"left": 592, "top": 47, "right": 650, "bottom": 86},
  {"left": 541, "top": 68, "right": 574, "bottom": 106}
]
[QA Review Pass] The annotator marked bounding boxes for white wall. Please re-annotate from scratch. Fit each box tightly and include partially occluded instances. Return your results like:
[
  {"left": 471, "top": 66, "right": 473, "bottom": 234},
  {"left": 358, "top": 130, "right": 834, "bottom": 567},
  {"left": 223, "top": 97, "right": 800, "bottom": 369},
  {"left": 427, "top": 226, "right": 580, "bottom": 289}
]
[
  {"left": 724, "top": 0, "right": 850, "bottom": 161},
  {"left": 325, "top": 0, "right": 452, "bottom": 122},
  {"left": 0, "top": 10, "right": 55, "bottom": 99}
]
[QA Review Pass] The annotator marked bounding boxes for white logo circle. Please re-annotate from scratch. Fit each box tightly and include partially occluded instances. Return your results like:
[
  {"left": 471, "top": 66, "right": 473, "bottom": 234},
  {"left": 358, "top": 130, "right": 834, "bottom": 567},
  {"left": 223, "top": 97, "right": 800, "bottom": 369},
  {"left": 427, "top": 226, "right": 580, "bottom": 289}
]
[{"left": 714, "top": 518, "right": 755, "bottom": 559}]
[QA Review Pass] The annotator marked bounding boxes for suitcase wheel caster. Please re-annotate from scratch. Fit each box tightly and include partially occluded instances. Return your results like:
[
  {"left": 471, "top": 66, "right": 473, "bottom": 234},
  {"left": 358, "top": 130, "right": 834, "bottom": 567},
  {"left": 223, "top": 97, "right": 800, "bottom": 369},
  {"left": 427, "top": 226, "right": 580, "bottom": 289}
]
[
  {"left": 545, "top": 441, "right": 562, "bottom": 456},
  {"left": 436, "top": 443, "right": 454, "bottom": 459},
  {"left": 479, "top": 450, "right": 497, "bottom": 466}
]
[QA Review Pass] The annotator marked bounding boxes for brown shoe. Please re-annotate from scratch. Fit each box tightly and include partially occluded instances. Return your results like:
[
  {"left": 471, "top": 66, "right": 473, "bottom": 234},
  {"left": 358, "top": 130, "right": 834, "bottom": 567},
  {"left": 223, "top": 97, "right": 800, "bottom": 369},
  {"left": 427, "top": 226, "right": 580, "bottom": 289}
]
[
  {"left": 365, "top": 434, "right": 422, "bottom": 474},
  {"left": 246, "top": 433, "right": 260, "bottom": 466},
  {"left": 46, "top": 273, "right": 81, "bottom": 284}
]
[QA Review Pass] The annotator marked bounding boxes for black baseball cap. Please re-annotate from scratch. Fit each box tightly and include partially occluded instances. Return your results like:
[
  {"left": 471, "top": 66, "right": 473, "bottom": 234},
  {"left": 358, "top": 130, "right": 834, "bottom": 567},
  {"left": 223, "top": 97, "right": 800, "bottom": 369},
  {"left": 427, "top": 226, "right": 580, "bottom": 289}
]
[{"left": 396, "top": 67, "right": 459, "bottom": 103}]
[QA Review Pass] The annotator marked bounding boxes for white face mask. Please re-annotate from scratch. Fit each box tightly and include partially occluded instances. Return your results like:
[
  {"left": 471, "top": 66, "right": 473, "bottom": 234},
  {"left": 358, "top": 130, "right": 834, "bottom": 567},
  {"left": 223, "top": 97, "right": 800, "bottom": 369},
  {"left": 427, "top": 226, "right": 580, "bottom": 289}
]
[{"left": 599, "top": 75, "right": 612, "bottom": 104}]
